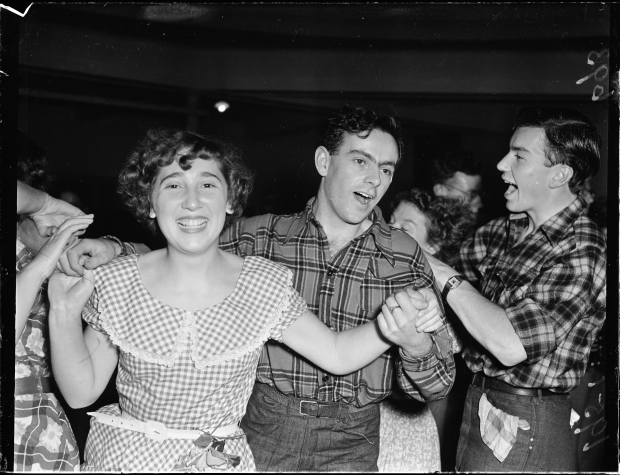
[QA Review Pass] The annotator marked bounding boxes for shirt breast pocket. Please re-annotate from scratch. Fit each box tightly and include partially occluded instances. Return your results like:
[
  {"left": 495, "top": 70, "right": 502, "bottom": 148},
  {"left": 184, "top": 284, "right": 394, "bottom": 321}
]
[
  {"left": 351, "top": 260, "right": 422, "bottom": 330},
  {"left": 490, "top": 265, "right": 540, "bottom": 305}
]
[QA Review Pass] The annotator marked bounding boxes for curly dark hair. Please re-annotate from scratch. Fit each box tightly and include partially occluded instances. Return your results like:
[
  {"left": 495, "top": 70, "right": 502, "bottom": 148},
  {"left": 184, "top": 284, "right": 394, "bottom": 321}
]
[
  {"left": 17, "top": 130, "right": 53, "bottom": 192},
  {"left": 429, "top": 150, "right": 481, "bottom": 186},
  {"left": 513, "top": 107, "right": 601, "bottom": 195},
  {"left": 320, "top": 103, "right": 403, "bottom": 161},
  {"left": 118, "top": 129, "right": 254, "bottom": 234},
  {"left": 391, "top": 188, "right": 475, "bottom": 265}
]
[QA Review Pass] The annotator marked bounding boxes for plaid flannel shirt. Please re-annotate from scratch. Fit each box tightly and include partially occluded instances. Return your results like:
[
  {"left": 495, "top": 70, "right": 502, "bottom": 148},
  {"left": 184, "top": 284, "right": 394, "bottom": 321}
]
[
  {"left": 456, "top": 195, "right": 606, "bottom": 392},
  {"left": 219, "top": 198, "right": 455, "bottom": 407}
]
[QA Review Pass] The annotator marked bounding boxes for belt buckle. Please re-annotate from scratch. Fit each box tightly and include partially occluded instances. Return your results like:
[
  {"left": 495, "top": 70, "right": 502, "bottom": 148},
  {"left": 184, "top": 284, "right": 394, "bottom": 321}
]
[
  {"left": 299, "top": 400, "right": 317, "bottom": 416},
  {"left": 145, "top": 420, "right": 168, "bottom": 441}
]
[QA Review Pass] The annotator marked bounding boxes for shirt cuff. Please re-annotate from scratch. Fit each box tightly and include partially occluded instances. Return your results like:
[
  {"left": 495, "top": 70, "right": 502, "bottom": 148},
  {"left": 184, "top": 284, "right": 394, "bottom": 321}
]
[{"left": 399, "top": 344, "right": 436, "bottom": 372}]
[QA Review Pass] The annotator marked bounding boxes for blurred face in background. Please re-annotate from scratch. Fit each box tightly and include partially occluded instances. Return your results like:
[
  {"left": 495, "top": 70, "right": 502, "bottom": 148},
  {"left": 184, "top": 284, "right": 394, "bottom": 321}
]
[
  {"left": 434, "top": 171, "right": 483, "bottom": 217},
  {"left": 389, "top": 201, "right": 436, "bottom": 255}
]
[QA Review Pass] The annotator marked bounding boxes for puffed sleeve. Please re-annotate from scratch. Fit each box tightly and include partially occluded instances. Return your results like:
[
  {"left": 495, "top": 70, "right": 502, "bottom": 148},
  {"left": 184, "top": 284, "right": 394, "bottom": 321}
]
[
  {"left": 269, "top": 274, "right": 307, "bottom": 342},
  {"left": 81, "top": 281, "right": 108, "bottom": 335}
]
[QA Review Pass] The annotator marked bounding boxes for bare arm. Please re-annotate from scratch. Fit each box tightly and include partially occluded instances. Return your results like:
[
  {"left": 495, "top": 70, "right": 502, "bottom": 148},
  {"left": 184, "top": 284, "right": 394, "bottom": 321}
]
[
  {"left": 17, "top": 180, "right": 47, "bottom": 215},
  {"left": 18, "top": 180, "right": 85, "bottom": 237},
  {"left": 425, "top": 251, "right": 526, "bottom": 366},
  {"left": 48, "top": 270, "right": 119, "bottom": 408},
  {"left": 58, "top": 238, "right": 150, "bottom": 276},
  {"left": 281, "top": 289, "right": 432, "bottom": 375},
  {"left": 16, "top": 215, "right": 93, "bottom": 343}
]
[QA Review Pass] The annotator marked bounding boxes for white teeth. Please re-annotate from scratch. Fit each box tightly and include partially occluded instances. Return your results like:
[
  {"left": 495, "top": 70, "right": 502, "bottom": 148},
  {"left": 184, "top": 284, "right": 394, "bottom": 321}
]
[
  {"left": 178, "top": 219, "right": 207, "bottom": 228},
  {"left": 356, "top": 192, "right": 372, "bottom": 200}
]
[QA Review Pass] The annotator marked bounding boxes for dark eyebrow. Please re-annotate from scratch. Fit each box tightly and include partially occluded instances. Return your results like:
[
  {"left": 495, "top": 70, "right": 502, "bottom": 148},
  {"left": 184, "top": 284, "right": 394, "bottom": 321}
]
[
  {"left": 510, "top": 146, "right": 530, "bottom": 154},
  {"left": 348, "top": 149, "right": 397, "bottom": 168},
  {"left": 159, "top": 170, "right": 222, "bottom": 184},
  {"left": 159, "top": 171, "right": 182, "bottom": 184}
]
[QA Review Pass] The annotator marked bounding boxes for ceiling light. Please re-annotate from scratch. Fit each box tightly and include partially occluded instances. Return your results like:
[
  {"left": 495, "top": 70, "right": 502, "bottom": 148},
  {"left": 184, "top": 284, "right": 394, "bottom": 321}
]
[{"left": 215, "top": 101, "right": 230, "bottom": 113}]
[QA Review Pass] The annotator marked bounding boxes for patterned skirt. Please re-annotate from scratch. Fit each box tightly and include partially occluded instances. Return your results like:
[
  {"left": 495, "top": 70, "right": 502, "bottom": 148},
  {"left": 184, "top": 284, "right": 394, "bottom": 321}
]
[
  {"left": 82, "top": 403, "right": 255, "bottom": 472},
  {"left": 14, "top": 393, "right": 80, "bottom": 471},
  {"left": 378, "top": 399, "right": 441, "bottom": 473}
]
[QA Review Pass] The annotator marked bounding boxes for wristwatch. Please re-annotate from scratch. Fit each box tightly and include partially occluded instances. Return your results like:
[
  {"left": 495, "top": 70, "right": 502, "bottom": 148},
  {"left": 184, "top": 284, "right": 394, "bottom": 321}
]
[{"left": 442, "top": 275, "right": 463, "bottom": 301}]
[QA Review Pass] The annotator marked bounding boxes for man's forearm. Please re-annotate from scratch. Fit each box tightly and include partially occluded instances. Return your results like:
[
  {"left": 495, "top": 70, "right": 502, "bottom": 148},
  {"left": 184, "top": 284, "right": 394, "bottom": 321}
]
[
  {"left": 17, "top": 180, "right": 47, "bottom": 215},
  {"left": 398, "top": 349, "right": 455, "bottom": 402},
  {"left": 400, "top": 334, "right": 433, "bottom": 358},
  {"left": 446, "top": 282, "right": 526, "bottom": 366}
]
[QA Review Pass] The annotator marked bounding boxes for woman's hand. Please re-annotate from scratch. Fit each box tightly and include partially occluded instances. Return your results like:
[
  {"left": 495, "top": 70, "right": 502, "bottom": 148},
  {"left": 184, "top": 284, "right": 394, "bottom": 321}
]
[
  {"left": 378, "top": 289, "right": 433, "bottom": 356},
  {"left": 29, "top": 194, "right": 85, "bottom": 238},
  {"left": 32, "top": 215, "right": 94, "bottom": 281},
  {"left": 48, "top": 269, "right": 95, "bottom": 326},
  {"left": 415, "top": 287, "right": 443, "bottom": 333}
]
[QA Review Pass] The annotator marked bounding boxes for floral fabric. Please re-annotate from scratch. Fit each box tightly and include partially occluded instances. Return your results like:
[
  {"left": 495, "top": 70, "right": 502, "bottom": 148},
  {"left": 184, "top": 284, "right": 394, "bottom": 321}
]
[
  {"left": 378, "top": 399, "right": 440, "bottom": 472},
  {"left": 14, "top": 238, "right": 80, "bottom": 471}
]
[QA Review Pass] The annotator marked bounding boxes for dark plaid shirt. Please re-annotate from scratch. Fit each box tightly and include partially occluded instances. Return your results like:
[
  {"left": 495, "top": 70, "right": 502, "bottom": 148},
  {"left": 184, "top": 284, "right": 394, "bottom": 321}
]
[
  {"left": 456, "top": 195, "right": 606, "bottom": 392},
  {"left": 219, "top": 198, "right": 455, "bottom": 407}
]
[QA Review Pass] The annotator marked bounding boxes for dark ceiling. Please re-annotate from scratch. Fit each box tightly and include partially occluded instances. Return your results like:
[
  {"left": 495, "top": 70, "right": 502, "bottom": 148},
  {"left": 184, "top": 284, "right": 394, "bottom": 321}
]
[{"left": 33, "top": 3, "right": 610, "bottom": 50}]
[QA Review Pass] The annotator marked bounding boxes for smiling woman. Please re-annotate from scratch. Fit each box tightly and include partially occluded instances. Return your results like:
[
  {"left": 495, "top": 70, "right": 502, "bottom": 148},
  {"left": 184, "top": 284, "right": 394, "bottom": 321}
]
[{"left": 118, "top": 129, "right": 253, "bottom": 236}]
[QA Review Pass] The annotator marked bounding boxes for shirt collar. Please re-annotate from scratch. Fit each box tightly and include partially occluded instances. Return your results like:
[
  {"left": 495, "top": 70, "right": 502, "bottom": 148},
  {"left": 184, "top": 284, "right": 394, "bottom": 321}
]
[
  {"left": 286, "top": 197, "right": 395, "bottom": 265},
  {"left": 507, "top": 194, "right": 588, "bottom": 247}
]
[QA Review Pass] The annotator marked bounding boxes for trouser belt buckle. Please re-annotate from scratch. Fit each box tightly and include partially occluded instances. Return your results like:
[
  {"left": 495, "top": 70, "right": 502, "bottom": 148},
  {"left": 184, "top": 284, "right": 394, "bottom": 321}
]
[{"left": 299, "top": 400, "right": 319, "bottom": 416}]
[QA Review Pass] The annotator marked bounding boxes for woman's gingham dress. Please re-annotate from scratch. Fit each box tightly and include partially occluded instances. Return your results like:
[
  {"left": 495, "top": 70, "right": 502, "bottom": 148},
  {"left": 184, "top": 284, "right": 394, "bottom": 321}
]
[
  {"left": 15, "top": 238, "right": 80, "bottom": 471},
  {"left": 81, "top": 254, "right": 307, "bottom": 472}
]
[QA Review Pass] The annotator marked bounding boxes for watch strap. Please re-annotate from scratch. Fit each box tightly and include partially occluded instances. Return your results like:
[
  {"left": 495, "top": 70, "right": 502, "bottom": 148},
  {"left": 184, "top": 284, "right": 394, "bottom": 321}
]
[{"left": 441, "top": 274, "right": 463, "bottom": 301}]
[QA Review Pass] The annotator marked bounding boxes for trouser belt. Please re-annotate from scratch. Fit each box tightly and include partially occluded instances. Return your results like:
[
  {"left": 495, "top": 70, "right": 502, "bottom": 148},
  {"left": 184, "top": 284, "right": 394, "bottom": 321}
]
[
  {"left": 15, "top": 377, "right": 53, "bottom": 396},
  {"left": 88, "top": 411, "right": 241, "bottom": 442},
  {"left": 256, "top": 382, "right": 374, "bottom": 419},
  {"left": 471, "top": 372, "right": 564, "bottom": 397}
]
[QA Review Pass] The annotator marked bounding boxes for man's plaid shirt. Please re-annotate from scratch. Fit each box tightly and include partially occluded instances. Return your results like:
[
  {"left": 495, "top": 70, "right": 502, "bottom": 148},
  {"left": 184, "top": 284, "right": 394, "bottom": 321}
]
[
  {"left": 456, "top": 195, "right": 607, "bottom": 392},
  {"left": 219, "top": 198, "right": 455, "bottom": 407}
]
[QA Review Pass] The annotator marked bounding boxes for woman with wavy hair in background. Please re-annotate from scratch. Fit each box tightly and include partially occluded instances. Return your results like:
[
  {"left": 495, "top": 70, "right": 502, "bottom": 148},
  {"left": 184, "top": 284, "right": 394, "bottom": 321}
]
[{"left": 378, "top": 188, "right": 474, "bottom": 472}]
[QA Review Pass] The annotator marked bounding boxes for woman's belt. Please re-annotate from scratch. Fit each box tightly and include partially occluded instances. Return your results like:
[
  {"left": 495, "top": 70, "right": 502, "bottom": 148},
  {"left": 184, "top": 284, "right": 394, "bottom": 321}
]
[
  {"left": 15, "top": 377, "right": 53, "bottom": 396},
  {"left": 87, "top": 411, "right": 241, "bottom": 442}
]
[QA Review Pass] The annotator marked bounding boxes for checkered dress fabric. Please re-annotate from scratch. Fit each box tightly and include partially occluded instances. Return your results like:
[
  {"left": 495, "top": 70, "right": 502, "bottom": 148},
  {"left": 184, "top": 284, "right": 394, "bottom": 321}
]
[
  {"left": 81, "top": 254, "right": 306, "bottom": 472},
  {"left": 14, "top": 239, "right": 80, "bottom": 471},
  {"left": 457, "top": 195, "right": 607, "bottom": 392}
]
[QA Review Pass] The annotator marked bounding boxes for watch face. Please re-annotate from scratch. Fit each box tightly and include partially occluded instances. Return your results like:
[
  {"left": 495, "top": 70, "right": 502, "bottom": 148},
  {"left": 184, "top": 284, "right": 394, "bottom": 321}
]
[{"left": 448, "top": 276, "right": 462, "bottom": 288}]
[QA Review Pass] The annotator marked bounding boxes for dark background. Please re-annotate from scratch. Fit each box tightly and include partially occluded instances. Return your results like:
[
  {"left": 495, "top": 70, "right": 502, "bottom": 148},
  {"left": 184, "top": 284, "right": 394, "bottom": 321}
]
[
  {"left": 15, "top": 3, "right": 612, "bottom": 249},
  {"left": 3, "top": 2, "right": 617, "bottom": 471}
]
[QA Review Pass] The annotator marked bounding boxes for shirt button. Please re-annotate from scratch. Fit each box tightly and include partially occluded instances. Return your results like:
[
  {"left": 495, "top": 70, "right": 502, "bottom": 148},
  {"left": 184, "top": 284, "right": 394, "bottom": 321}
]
[
  {"left": 322, "top": 376, "right": 330, "bottom": 383},
  {"left": 327, "top": 270, "right": 335, "bottom": 277}
]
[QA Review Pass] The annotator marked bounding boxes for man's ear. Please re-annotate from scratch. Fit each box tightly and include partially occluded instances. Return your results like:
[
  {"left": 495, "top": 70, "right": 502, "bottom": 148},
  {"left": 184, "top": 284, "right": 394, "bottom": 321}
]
[
  {"left": 315, "top": 146, "right": 331, "bottom": 177},
  {"left": 149, "top": 206, "right": 156, "bottom": 219},
  {"left": 226, "top": 200, "right": 234, "bottom": 215},
  {"left": 549, "top": 165, "right": 574, "bottom": 189},
  {"left": 433, "top": 183, "right": 446, "bottom": 197}
]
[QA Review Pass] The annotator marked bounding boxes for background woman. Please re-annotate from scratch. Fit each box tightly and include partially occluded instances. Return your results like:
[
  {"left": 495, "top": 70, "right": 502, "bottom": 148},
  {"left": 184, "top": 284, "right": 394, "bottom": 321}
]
[
  {"left": 16, "top": 131, "right": 92, "bottom": 471},
  {"left": 378, "top": 188, "right": 474, "bottom": 472},
  {"left": 48, "top": 130, "right": 442, "bottom": 472}
]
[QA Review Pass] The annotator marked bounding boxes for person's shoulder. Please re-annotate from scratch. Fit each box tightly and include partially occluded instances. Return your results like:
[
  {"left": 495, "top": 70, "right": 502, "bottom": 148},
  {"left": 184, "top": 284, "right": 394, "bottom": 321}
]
[
  {"left": 389, "top": 226, "right": 420, "bottom": 254},
  {"left": 570, "top": 215, "right": 607, "bottom": 253},
  {"left": 234, "top": 211, "right": 301, "bottom": 231},
  {"left": 94, "top": 253, "right": 138, "bottom": 277},
  {"left": 244, "top": 255, "right": 294, "bottom": 283}
]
